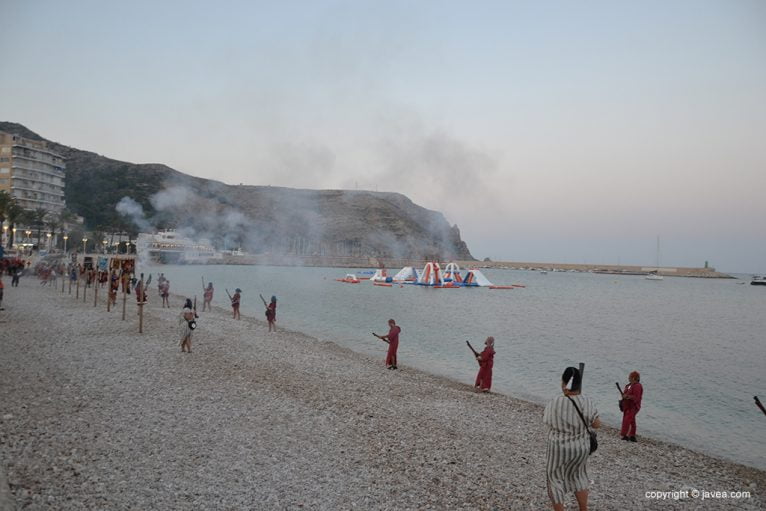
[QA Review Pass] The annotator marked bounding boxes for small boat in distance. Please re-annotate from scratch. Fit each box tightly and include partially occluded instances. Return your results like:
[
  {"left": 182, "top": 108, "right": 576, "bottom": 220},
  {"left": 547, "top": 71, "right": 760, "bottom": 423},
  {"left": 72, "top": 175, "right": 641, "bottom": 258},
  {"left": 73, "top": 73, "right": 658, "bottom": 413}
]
[
  {"left": 751, "top": 276, "right": 766, "bottom": 286},
  {"left": 645, "top": 236, "right": 664, "bottom": 281},
  {"left": 336, "top": 274, "right": 360, "bottom": 284}
]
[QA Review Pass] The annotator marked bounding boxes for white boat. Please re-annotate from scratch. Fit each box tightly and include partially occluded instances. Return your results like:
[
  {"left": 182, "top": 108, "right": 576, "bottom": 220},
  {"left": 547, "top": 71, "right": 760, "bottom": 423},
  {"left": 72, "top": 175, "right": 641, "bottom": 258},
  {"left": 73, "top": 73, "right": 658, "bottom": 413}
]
[
  {"left": 645, "top": 236, "right": 664, "bottom": 281},
  {"left": 136, "top": 230, "right": 224, "bottom": 264}
]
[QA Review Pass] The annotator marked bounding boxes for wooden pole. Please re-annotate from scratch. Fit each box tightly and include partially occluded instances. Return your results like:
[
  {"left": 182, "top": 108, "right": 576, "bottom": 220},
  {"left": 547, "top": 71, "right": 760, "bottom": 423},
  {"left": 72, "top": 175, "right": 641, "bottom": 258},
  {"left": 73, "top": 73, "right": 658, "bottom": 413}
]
[
  {"left": 107, "top": 288, "right": 111, "bottom": 312},
  {"left": 61, "top": 274, "right": 65, "bottom": 293},
  {"left": 138, "top": 274, "right": 144, "bottom": 334},
  {"left": 76, "top": 278, "right": 80, "bottom": 299},
  {"left": 93, "top": 282, "right": 98, "bottom": 307},
  {"left": 122, "top": 286, "right": 127, "bottom": 321},
  {"left": 83, "top": 277, "right": 87, "bottom": 302},
  {"left": 68, "top": 276, "right": 72, "bottom": 294}
]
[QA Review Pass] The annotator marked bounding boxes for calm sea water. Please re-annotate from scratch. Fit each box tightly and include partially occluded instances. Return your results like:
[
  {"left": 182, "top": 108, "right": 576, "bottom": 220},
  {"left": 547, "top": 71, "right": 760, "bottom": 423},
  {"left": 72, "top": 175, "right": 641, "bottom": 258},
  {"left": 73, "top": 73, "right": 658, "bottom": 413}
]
[{"left": 149, "top": 264, "right": 766, "bottom": 470}]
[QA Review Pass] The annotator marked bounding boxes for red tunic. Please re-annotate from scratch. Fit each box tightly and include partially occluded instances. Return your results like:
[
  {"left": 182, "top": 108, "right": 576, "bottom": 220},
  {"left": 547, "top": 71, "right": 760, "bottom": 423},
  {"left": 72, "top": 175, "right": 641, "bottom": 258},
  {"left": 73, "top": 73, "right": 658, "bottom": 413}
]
[
  {"left": 475, "top": 346, "right": 495, "bottom": 390},
  {"left": 266, "top": 302, "right": 277, "bottom": 321},
  {"left": 620, "top": 382, "right": 643, "bottom": 437},
  {"left": 385, "top": 325, "right": 400, "bottom": 367}
]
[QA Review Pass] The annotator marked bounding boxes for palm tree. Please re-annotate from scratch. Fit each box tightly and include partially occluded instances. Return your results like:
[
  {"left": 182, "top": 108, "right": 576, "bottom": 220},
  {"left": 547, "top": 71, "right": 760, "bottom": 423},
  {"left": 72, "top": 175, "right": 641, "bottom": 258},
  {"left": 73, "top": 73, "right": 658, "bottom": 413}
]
[
  {"left": 32, "top": 208, "right": 49, "bottom": 251},
  {"left": 5, "top": 202, "right": 28, "bottom": 249},
  {"left": 0, "top": 190, "right": 12, "bottom": 225}
]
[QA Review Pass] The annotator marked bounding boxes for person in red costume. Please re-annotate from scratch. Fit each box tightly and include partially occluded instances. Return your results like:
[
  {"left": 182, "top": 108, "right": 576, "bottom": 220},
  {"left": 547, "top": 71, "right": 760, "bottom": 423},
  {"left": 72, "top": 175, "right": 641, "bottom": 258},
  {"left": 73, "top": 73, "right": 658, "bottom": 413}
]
[
  {"left": 375, "top": 319, "right": 401, "bottom": 370},
  {"left": 620, "top": 371, "right": 643, "bottom": 442},
  {"left": 265, "top": 295, "right": 277, "bottom": 332},
  {"left": 474, "top": 336, "right": 495, "bottom": 392}
]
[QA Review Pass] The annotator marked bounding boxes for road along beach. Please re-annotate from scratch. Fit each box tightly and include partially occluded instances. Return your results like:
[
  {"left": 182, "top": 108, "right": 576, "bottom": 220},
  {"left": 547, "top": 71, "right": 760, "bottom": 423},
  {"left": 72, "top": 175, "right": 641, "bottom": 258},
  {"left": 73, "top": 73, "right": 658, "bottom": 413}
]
[{"left": 0, "top": 280, "right": 763, "bottom": 509}]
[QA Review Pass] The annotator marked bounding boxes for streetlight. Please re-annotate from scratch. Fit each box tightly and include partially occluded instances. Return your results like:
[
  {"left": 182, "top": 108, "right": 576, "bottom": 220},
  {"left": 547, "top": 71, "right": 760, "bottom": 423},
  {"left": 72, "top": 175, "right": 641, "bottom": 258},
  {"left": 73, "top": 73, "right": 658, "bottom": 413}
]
[
  {"left": 25, "top": 230, "right": 32, "bottom": 254},
  {"left": 63, "top": 234, "right": 68, "bottom": 253},
  {"left": 102, "top": 239, "right": 108, "bottom": 254},
  {"left": 46, "top": 232, "right": 52, "bottom": 251},
  {"left": 12, "top": 227, "right": 16, "bottom": 248},
  {"left": 82, "top": 237, "right": 88, "bottom": 254},
  {"left": 2, "top": 224, "right": 6, "bottom": 246}
]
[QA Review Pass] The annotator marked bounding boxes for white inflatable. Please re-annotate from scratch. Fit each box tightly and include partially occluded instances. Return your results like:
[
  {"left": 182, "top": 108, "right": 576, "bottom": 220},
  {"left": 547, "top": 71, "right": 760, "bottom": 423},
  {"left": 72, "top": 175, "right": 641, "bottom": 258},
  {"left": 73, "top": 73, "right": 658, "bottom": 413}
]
[
  {"left": 462, "top": 268, "right": 493, "bottom": 287},
  {"left": 370, "top": 268, "right": 389, "bottom": 282},
  {"left": 442, "top": 262, "right": 463, "bottom": 283},
  {"left": 416, "top": 261, "right": 444, "bottom": 286},
  {"left": 392, "top": 266, "right": 419, "bottom": 282}
]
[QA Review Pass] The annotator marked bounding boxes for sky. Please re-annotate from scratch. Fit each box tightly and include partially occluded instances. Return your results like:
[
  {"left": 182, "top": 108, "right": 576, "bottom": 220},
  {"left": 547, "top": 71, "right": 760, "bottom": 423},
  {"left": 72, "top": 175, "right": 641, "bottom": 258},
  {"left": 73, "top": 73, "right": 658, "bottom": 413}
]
[{"left": 1, "top": 0, "right": 765, "bottom": 273}]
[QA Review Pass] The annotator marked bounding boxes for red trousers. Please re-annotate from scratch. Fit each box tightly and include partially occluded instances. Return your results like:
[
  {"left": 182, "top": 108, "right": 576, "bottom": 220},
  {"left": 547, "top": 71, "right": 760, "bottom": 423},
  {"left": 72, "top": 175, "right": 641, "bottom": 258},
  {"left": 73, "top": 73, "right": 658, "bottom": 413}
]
[
  {"left": 621, "top": 408, "right": 638, "bottom": 437},
  {"left": 386, "top": 340, "right": 398, "bottom": 366}
]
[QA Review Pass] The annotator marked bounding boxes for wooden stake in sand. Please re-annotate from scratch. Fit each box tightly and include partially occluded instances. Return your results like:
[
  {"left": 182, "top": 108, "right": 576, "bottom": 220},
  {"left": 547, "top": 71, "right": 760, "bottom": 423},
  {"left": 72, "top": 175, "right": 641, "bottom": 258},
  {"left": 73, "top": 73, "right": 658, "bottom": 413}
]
[
  {"left": 138, "top": 274, "right": 144, "bottom": 334},
  {"left": 82, "top": 277, "right": 87, "bottom": 302},
  {"left": 122, "top": 286, "right": 127, "bottom": 321},
  {"left": 93, "top": 282, "right": 98, "bottom": 307},
  {"left": 61, "top": 275, "right": 65, "bottom": 293},
  {"left": 76, "top": 278, "right": 80, "bottom": 299}
]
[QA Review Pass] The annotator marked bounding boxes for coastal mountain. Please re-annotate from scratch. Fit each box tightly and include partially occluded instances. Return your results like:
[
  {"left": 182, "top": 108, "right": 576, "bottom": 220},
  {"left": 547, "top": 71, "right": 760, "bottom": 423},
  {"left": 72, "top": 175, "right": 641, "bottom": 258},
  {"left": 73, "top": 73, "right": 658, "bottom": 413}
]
[{"left": 0, "top": 122, "right": 473, "bottom": 260}]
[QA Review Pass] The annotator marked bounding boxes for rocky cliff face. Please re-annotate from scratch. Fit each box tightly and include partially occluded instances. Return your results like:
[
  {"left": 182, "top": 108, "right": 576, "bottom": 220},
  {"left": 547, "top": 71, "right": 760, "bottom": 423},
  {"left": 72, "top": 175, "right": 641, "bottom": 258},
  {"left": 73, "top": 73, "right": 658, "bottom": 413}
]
[{"left": 0, "top": 122, "right": 474, "bottom": 260}]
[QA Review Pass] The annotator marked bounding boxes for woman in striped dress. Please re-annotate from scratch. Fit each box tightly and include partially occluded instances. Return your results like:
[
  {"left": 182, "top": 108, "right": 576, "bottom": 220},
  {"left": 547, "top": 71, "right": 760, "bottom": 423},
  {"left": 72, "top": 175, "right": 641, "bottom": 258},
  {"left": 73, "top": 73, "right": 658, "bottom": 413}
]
[{"left": 543, "top": 367, "right": 601, "bottom": 511}]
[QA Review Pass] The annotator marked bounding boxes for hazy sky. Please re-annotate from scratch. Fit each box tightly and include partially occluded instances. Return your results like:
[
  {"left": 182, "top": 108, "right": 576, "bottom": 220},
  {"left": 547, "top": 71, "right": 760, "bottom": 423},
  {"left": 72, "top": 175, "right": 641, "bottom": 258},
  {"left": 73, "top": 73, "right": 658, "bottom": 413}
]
[{"left": 2, "top": 0, "right": 764, "bottom": 272}]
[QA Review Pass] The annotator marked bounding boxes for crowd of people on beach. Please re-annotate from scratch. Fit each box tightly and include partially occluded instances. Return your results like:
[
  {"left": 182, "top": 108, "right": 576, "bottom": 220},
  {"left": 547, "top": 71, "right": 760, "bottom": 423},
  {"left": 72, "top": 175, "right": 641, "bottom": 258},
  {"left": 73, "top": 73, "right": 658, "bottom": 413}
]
[{"left": 4, "top": 258, "right": 649, "bottom": 510}]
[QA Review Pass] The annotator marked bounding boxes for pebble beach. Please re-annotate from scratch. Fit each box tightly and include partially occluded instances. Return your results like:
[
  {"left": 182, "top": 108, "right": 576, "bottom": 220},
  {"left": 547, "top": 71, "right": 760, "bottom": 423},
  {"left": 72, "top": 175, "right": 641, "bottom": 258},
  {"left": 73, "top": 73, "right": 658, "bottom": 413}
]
[{"left": 0, "top": 278, "right": 763, "bottom": 510}]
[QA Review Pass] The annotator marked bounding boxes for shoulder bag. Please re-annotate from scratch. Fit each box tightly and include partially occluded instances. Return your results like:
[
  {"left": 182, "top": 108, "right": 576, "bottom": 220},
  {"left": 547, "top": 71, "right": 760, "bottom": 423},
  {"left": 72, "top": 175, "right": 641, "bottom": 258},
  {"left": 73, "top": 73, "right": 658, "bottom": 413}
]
[{"left": 566, "top": 395, "right": 598, "bottom": 455}]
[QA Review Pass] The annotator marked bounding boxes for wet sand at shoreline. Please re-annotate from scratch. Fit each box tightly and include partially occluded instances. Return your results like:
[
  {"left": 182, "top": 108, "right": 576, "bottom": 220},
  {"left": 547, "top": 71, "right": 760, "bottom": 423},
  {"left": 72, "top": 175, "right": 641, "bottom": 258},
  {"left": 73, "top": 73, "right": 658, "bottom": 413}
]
[{"left": 0, "top": 279, "right": 762, "bottom": 509}]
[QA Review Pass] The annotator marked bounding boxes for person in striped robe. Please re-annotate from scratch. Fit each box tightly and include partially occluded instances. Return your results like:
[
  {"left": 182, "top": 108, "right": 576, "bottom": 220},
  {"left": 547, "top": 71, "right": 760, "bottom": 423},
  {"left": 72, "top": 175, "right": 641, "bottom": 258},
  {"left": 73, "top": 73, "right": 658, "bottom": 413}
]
[{"left": 543, "top": 367, "right": 601, "bottom": 511}]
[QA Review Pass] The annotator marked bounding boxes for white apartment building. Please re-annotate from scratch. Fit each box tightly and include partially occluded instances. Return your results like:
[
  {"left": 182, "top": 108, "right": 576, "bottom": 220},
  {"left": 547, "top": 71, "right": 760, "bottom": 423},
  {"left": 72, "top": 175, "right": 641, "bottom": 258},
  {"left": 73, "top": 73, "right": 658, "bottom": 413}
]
[{"left": 0, "top": 131, "right": 66, "bottom": 213}]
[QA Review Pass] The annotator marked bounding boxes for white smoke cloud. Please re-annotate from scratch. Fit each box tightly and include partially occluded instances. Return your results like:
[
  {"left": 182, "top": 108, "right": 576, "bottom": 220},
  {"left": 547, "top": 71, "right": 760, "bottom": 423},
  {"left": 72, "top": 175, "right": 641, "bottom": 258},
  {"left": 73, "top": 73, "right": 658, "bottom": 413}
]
[{"left": 115, "top": 196, "right": 152, "bottom": 232}]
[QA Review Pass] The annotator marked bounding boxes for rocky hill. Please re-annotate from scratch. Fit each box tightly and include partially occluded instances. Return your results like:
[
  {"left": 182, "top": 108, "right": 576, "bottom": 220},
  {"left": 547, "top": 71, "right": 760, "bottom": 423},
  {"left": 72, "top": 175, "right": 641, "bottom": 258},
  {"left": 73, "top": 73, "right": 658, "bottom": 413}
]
[{"left": 0, "top": 122, "right": 473, "bottom": 260}]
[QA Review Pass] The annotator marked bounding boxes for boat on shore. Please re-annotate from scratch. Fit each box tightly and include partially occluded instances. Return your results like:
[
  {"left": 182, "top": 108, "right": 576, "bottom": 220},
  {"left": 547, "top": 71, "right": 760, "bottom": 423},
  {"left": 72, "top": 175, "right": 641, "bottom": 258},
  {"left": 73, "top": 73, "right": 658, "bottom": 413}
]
[{"left": 752, "top": 276, "right": 766, "bottom": 286}]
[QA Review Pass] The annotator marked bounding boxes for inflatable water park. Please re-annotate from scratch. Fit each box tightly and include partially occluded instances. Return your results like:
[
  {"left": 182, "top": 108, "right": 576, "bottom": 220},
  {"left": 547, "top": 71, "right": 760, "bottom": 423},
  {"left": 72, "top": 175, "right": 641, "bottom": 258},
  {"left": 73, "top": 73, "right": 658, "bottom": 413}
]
[{"left": 339, "top": 262, "right": 525, "bottom": 290}]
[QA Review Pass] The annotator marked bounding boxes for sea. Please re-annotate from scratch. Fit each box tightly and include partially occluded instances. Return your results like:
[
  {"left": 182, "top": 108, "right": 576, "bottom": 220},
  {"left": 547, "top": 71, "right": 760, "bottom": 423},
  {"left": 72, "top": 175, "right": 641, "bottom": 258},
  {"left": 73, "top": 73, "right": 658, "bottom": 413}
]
[{"left": 148, "top": 264, "right": 766, "bottom": 470}]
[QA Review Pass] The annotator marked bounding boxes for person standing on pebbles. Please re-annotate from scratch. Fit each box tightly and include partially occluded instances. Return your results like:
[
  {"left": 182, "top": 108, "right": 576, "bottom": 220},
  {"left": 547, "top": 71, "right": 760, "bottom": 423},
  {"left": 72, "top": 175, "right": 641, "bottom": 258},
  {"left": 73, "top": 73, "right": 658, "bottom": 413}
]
[
  {"left": 231, "top": 288, "right": 241, "bottom": 320},
  {"left": 544, "top": 367, "right": 600, "bottom": 511},
  {"left": 265, "top": 295, "right": 277, "bottom": 332},
  {"left": 620, "top": 371, "right": 643, "bottom": 442},
  {"left": 202, "top": 281, "right": 214, "bottom": 312},
  {"left": 374, "top": 319, "right": 401, "bottom": 370},
  {"left": 179, "top": 298, "right": 198, "bottom": 353},
  {"left": 474, "top": 336, "right": 495, "bottom": 392}
]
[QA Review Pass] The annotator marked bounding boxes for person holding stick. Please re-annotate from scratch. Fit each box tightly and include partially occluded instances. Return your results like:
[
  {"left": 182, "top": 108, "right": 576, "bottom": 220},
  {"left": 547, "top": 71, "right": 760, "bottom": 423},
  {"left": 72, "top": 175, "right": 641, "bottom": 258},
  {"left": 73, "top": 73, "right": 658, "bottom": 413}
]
[
  {"left": 160, "top": 279, "right": 170, "bottom": 308},
  {"left": 202, "top": 278, "right": 214, "bottom": 312},
  {"left": 470, "top": 336, "right": 495, "bottom": 392},
  {"left": 620, "top": 371, "right": 643, "bottom": 442},
  {"left": 179, "top": 298, "right": 198, "bottom": 353},
  {"left": 261, "top": 294, "right": 277, "bottom": 332},
  {"left": 373, "top": 319, "right": 401, "bottom": 370},
  {"left": 228, "top": 288, "right": 241, "bottom": 319}
]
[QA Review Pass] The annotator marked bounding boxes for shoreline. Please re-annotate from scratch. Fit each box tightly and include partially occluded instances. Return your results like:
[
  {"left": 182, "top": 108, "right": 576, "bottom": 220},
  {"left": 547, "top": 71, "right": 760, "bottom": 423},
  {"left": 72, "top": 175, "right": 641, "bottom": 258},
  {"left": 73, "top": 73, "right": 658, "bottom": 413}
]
[{"left": 0, "top": 279, "right": 763, "bottom": 509}]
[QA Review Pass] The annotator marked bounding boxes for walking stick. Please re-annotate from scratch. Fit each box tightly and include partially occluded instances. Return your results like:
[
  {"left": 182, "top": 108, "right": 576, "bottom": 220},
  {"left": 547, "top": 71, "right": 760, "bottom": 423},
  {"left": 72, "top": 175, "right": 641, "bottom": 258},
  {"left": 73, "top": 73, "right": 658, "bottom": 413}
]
[
  {"left": 138, "top": 274, "right": 144, "bottom": 334},
  {"left": 755, "top": 396, "right": 766, "bottom": 416}
]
